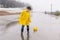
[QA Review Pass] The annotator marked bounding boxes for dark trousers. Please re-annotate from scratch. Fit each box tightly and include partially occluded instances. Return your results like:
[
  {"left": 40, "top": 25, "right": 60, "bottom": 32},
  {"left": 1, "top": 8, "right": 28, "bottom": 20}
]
[{"left": 21, "top": 25, "right": 29, "bottom": 33}]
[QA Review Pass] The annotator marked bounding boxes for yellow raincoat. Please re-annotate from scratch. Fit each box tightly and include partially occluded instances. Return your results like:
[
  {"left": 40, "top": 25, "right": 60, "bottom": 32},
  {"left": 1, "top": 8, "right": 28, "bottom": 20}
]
[{"left": 18, "top": 9, "right": 31, "bottom": 26}]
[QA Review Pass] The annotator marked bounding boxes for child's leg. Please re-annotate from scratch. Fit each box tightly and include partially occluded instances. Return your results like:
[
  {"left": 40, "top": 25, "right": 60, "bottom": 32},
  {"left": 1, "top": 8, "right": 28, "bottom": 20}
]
[
  {"left": 21, "top": 25, "right": 24, "bottom": 33},
  {"left": 27, "top": 25, "right": 29, "bottom": 33}
]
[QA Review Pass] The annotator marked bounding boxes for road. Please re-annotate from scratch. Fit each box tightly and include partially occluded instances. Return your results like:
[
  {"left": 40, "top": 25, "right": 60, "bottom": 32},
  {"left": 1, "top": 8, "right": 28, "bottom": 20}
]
[{"left": 0, "top": 13, "right": 60, "bottom": 40}]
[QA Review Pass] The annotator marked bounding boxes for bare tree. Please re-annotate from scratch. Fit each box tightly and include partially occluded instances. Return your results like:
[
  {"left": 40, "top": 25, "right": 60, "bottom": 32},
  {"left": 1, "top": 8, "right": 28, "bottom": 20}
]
[{"left": 0, "top": 0, "right": 29, "bottom": 8}]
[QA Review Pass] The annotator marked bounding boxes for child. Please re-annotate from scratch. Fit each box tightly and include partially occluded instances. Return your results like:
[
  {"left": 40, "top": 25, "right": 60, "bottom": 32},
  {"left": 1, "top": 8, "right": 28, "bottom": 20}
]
[{"left": 18, "top": 6, "right": 32, "bottom": 34}]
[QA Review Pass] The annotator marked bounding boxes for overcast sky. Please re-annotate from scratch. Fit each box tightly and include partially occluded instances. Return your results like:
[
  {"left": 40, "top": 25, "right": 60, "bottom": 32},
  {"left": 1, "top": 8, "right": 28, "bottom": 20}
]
[{"left": 16, "top": 0, "right": 60, "bottom": 12}]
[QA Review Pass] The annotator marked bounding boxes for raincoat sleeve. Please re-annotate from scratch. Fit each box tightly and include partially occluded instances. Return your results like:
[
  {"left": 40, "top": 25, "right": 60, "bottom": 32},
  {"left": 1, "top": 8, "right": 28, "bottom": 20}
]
[
  {"left": 28, "top": 13, "right": 31, "bottom": 23},
  {"left": 19, "top": 10, "right": 25, "bottom": 19},
  {"left": 18, "top": 10, "right": 24, "bottom": 23}
]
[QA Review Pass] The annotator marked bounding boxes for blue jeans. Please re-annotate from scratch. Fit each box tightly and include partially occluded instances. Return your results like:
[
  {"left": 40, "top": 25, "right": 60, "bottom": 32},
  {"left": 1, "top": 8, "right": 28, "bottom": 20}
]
[{"left": 21, "top": 25, "right": 29, "bottom": 33}]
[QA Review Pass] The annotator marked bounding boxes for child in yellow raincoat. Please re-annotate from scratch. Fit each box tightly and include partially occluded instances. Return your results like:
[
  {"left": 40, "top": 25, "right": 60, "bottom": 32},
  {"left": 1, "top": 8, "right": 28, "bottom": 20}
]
[{"left": 18, "top": 6, "right": 32, "bottom": 34}]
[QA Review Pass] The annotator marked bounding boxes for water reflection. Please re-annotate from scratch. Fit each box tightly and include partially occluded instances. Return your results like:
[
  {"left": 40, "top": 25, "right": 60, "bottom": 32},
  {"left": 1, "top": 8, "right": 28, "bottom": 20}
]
[
  {"left": 27, "top": 33, "right": 29, "bottom": 40},
  {"left": 21, "top": 33, "right": 24, "bottom": 40},
  {"left": 21, "top": 33, "right": 29, "bottom": 40}
]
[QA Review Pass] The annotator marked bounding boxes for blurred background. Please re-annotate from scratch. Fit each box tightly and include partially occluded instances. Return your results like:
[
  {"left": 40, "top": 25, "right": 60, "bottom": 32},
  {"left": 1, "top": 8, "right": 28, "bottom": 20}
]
[{"left": 0, "top": 0, "right": 30, "bottom": 8}]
